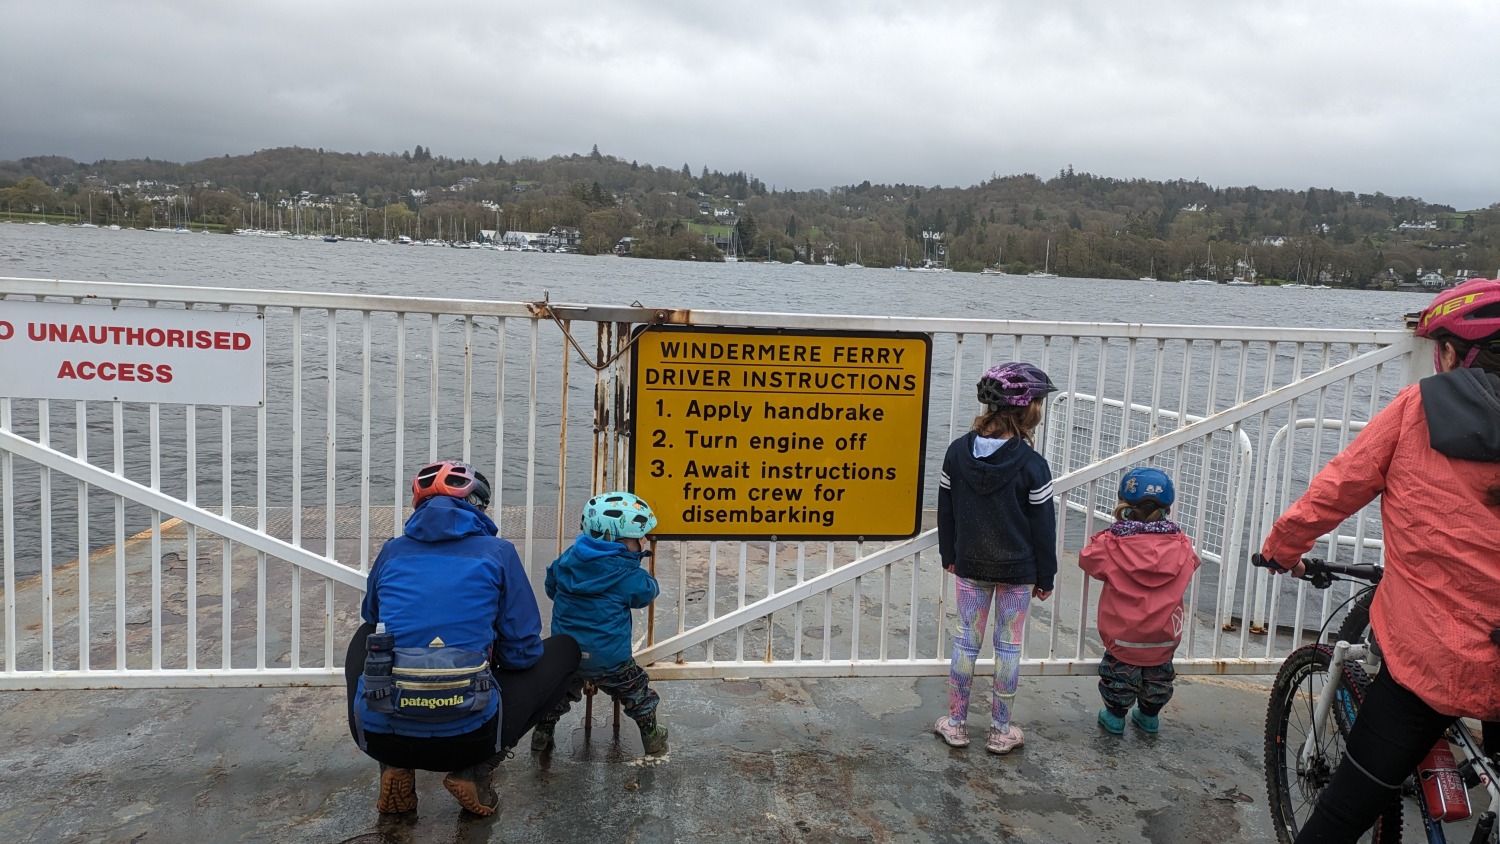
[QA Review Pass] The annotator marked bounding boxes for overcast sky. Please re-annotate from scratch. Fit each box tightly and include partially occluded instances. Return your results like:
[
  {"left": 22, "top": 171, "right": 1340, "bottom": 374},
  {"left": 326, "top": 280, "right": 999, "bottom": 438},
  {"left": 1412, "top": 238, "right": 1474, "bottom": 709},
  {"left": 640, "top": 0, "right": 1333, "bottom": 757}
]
[{"left": 3, "top": 1, "right": 1495, "bottom": 209}]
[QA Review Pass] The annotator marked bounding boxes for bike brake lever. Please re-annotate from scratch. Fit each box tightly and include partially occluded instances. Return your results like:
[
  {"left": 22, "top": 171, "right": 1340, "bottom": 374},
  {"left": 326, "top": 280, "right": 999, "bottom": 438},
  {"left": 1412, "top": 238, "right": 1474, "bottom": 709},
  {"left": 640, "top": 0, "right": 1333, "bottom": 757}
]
[{"left": 1306, "top": 570, "right": 1335, "bottom": 589}]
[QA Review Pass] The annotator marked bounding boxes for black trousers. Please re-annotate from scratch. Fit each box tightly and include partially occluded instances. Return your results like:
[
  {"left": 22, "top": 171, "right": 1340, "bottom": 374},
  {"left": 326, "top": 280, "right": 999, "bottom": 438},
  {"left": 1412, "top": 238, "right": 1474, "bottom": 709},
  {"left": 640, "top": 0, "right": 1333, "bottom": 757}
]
[
  {"left": 1295, "top": 667, "right": 1500, "bottom": 842},
  {"left": 345, "top": 622, "right": 580, "bottom": 772}
]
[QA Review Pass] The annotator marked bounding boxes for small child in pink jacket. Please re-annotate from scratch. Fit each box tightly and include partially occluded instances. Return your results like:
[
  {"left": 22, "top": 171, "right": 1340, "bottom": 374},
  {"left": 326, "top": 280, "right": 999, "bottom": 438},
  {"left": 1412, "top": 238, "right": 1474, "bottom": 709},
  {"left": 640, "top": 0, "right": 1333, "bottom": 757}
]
[{"left": 1079, "top": 467, "right": 1200, "bottom": 734}]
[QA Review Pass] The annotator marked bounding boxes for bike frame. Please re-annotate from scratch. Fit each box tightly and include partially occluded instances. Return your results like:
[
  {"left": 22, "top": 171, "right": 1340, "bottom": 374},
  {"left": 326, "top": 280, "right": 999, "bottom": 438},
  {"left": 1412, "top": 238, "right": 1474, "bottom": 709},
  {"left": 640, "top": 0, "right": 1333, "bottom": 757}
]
[{"left": 1304, "top": 634, "right": 1500, "bottom": 842}]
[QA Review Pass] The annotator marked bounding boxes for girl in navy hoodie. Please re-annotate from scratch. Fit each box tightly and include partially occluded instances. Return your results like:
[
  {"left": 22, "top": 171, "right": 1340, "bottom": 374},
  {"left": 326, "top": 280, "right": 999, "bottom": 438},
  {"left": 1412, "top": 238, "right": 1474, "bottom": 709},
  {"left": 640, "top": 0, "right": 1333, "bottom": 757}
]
[
  {"left": 531, "top": 491, "right": 669, "bottom": 756},
  {"left": 935, "top": 362, "right": 1059, "bottom": 755}
]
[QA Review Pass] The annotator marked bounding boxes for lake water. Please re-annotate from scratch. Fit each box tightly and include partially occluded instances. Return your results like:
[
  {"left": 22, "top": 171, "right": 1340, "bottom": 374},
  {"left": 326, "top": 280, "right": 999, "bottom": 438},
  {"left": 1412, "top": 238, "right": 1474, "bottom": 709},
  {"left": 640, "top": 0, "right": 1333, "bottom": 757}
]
[
  {"left": 1, "top": 223, "right": 1423, "bottom": 329},
  {"left": 0, "top": 224, "right": 1429, "bottom": 574}
]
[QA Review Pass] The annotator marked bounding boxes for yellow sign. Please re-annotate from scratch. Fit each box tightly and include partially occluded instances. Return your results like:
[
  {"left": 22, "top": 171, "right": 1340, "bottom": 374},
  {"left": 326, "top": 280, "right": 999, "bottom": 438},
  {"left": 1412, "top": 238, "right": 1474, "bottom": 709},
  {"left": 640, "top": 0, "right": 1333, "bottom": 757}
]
[{"left": 630, "top": 326, "right": 931, "bottom": 539}]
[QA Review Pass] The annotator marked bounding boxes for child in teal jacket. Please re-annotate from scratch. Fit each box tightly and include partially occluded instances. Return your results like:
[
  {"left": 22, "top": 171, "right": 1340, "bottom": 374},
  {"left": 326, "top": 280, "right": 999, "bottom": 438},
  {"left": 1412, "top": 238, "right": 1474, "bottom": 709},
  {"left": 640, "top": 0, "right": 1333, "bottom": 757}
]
[{"left": 531, "top": 491, "right": 669, "bottom": 756}]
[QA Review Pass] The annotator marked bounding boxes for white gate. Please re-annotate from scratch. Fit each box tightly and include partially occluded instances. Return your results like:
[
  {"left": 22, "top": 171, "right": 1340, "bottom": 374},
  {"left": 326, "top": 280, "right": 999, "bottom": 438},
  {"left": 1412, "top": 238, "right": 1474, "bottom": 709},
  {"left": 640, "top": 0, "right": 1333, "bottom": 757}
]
[{"left": 0, "top": 277, "right": 1419, "bottom": 689}]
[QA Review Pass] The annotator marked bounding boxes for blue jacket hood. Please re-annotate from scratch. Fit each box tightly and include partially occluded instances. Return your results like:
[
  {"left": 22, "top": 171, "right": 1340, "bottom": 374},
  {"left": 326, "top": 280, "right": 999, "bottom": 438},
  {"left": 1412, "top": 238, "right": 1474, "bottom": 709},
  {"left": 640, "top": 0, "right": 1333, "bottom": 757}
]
[
  {"left": 550, "top": 534, "right": 646, "bottom": 594},
  {"left": 544, "top": 534, "right": 659, "bottom": 674},
  {"left": 403, "top": 496, "right": 498, "bottom": 542}
]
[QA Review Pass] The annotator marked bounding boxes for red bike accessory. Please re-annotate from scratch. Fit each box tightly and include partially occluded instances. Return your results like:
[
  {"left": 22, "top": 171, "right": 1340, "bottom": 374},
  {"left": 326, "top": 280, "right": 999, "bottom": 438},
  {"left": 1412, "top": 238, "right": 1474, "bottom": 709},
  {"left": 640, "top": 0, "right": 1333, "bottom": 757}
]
[{"left": 1419, "top": 739, "right": 1472, "bottom": 822}]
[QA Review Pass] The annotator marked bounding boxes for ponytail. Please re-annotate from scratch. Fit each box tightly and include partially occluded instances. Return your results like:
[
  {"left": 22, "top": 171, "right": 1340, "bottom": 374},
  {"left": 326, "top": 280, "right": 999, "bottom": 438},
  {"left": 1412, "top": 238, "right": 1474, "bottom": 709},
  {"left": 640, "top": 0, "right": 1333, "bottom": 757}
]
[{"left": 1113, "top": 500, "right": 1168, "bottom": 522}]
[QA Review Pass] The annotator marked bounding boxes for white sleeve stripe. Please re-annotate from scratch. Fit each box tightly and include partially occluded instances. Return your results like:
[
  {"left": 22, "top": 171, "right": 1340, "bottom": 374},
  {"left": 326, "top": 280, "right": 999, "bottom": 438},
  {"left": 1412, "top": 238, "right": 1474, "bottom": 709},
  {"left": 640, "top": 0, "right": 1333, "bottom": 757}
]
[
  {"left": 1029, "top": 482, "right": 1053, "bottom": 504},
  {"left": 939, "top": 470, "right": 951, "bottom": 489}
]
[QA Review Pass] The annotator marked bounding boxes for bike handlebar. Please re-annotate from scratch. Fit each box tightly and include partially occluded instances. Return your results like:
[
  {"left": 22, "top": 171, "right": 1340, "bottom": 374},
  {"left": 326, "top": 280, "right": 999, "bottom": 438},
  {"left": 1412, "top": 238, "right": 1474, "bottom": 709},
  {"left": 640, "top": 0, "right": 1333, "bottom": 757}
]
[{"left": 1251, "top": 553, "right": 1383, "bottom": 588}]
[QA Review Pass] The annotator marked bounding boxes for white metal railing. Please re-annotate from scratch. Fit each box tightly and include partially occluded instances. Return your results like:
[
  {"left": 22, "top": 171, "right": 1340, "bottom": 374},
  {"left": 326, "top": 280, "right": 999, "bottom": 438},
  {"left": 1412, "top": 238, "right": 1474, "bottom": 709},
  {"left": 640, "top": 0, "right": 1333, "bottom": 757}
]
[{"left": 0, "top": 276, "right": 1418, "bottom": 689}]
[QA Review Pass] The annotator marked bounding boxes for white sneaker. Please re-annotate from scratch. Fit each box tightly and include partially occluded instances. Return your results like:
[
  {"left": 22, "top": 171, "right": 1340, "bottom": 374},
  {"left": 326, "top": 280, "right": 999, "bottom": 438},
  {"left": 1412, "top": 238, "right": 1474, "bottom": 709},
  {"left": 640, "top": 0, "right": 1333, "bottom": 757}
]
[
  {"left": 986, "top": 724, "right": 1025, "bottom": 755},
  {"left": 934, "top": 715, "right": 970, "bottom": 747}
]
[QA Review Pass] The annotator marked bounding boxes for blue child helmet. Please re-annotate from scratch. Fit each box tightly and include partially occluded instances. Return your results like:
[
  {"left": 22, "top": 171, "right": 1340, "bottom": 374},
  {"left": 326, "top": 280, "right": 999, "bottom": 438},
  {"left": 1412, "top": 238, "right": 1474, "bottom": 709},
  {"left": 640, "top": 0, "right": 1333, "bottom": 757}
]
[
  {"left": 581, "top": 491, "right": 658, "bottom": 541},
  {"left": 1119, "top": 467, "right": 1174, "bottom": 507}
]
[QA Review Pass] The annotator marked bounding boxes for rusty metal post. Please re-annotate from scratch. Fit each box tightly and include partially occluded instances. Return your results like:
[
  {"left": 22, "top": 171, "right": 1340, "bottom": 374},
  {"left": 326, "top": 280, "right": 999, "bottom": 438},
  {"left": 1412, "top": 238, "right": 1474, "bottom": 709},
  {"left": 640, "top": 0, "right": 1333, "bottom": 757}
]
[{"left": 555, "top": 319, "right": 571, "bottom": 559}]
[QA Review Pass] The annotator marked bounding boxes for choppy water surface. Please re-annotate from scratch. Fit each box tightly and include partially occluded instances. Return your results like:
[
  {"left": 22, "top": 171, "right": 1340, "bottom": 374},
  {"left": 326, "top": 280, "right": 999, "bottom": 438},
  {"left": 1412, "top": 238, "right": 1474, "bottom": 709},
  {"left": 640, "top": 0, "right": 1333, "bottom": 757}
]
[
  {"left": 0, "top": 225, "right": 1428, "bottom": 573},
  {"left": 1, "top": 223, "right": 1422, "bottom": 328}
]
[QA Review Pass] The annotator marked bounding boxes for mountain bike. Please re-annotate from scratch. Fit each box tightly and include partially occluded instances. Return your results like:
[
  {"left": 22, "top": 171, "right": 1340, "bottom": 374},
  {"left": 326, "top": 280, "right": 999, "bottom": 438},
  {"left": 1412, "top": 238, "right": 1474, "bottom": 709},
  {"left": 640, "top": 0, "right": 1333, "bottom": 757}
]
[{"left": 1256, "top": 554, "right": 1500, "bottom": 843}]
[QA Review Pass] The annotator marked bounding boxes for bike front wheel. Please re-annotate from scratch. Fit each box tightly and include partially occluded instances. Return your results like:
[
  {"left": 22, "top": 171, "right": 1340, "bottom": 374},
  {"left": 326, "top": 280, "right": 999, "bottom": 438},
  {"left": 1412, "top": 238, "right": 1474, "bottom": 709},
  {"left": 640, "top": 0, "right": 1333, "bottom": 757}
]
[{"left": 1264, "top": 643, "right": 1401, "bottom": 843}]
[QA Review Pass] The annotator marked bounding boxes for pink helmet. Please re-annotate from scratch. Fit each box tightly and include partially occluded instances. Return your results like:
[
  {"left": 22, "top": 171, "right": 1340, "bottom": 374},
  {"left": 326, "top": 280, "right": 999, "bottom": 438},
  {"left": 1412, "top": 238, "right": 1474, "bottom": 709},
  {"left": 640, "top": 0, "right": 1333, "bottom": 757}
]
[
  {"left": 1415, "top": 278, "right": 1500, "bottom": 368},
  {"left": 977, "top": 362, "right": 1057, "bottom": 409}
]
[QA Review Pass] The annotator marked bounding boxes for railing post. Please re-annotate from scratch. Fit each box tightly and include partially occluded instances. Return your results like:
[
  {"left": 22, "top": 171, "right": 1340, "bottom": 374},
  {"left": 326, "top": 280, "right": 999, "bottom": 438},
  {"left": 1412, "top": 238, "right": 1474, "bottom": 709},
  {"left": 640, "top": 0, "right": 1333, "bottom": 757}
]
[{"left": 1403, "top": 312, "right": 1435, "bottom": 385}]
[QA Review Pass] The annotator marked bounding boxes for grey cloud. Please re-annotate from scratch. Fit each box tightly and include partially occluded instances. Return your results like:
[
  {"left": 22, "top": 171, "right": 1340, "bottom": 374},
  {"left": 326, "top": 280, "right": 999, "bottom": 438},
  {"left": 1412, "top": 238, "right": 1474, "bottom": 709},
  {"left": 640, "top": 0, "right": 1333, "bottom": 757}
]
[{"left": 1, "top": 0, "right": 1494, "bottom": 209}]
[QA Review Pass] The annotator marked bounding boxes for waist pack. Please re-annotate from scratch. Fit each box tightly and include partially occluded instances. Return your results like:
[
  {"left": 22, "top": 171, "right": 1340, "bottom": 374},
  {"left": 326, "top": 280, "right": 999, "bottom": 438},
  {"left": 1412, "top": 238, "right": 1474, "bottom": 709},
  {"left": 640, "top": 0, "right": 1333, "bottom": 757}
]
[{"left": 364, "top": 645, "right": 496, "bottom": 724}]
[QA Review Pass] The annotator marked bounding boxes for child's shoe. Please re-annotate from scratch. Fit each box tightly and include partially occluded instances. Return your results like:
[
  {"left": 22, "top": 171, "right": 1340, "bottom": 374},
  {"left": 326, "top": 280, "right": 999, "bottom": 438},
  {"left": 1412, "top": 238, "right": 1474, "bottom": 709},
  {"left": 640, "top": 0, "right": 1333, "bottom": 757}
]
[
  {"left": 375, "top": 764, "right": 418, "bottom": 814},
  {"left": 933, "top": 715, "right": 970, "bottom": 748},
  {"left": 531, "top": 720, "right": 556, "bottom": 751},
  {"left": 638, "top": 716, "right": 669, "bottom": 756},
  {"left": 985, "top": 724, "right": 1026, "bottom": 755},
  {"left": 1131, "top": 708, "right": 1160, "bottom": 734},
  {"left": 1097, "top": 708, "right": 1126, "bottom": 735}
]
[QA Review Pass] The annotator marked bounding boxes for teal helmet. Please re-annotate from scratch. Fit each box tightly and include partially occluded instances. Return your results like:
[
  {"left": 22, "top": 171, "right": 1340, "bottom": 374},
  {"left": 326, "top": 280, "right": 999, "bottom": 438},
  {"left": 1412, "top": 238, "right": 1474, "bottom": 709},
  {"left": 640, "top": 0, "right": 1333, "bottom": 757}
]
[{"left": 580, "top": 491, "right": 658, "bottom": 541}]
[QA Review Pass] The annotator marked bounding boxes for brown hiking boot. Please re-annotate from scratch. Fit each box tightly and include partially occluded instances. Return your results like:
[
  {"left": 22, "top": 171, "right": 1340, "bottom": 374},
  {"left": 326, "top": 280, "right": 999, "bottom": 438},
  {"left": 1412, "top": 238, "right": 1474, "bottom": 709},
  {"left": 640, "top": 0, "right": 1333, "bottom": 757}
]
[
  {"left": 442, "top": 762, "right": 498, "bottom": 816},
  {"left": 375, "top": 765, "right": 417, "bottom": 814}
]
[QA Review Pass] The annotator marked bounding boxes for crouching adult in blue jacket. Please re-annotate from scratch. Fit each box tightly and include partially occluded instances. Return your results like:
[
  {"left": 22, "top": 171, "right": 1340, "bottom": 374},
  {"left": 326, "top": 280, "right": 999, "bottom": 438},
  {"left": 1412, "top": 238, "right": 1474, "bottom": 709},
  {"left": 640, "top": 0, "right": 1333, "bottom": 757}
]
[{"left": 345, "top": 460, "right": 580, "bottom": 817}]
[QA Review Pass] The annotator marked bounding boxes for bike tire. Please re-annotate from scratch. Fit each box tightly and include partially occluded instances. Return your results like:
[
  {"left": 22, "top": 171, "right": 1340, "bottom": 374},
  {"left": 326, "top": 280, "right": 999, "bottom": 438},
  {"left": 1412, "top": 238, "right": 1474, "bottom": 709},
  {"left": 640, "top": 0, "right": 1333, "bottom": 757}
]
[
  {"left": 1265, "top": 643, "right": 1403, "bottom": 843},
  {"left": 1333, "top": 588, "right": 1375, "bottom": 649}
]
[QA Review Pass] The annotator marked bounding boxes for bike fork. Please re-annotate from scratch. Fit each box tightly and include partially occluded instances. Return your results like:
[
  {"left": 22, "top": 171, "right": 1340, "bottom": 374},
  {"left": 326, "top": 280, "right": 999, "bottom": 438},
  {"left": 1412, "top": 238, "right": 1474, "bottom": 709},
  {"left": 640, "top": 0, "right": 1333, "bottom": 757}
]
[{"left": 1298, "top": 641, "right": 1364, "bottom": 764}]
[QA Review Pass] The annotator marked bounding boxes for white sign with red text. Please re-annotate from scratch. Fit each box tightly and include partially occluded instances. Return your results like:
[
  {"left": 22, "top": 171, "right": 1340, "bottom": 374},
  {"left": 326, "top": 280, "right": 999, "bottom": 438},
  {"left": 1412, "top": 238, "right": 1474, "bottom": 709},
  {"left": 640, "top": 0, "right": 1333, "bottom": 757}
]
[{"left": 0, "top": 301, "right": 265, "bottom": 406}]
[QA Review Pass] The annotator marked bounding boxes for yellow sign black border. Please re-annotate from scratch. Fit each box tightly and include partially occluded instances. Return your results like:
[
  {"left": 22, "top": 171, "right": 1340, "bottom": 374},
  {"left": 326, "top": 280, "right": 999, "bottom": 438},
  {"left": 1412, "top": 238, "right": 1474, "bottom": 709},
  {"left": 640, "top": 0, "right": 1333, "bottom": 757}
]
[{"left": 628, "top": 324, "right": 932, "bottom": 541}]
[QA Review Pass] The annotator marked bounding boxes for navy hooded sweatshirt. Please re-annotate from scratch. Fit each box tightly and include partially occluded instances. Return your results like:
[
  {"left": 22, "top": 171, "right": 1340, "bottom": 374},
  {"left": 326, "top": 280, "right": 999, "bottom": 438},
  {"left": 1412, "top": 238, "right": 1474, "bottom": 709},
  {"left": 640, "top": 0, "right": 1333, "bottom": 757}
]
[
  {"left": 937, "top": 432, "right": 1059, "bottom": 591},
  {"left": 545, "top": 534, "right": 659, "bottom": 675}
]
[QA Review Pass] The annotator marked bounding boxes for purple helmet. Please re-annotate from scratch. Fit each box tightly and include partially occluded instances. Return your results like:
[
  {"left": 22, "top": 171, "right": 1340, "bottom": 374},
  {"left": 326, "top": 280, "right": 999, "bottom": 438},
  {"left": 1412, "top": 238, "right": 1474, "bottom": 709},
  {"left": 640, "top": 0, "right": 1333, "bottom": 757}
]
[{"left": 977, "top": 362, "right": 1057, "bottom": 408}]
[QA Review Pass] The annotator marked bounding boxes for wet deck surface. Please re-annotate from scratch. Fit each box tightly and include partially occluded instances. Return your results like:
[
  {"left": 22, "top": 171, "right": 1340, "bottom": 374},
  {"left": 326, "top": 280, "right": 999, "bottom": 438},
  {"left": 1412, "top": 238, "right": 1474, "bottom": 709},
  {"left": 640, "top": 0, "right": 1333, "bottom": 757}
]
[{"left": 0, "top": 670, "right": 1282, "bottom": 843}]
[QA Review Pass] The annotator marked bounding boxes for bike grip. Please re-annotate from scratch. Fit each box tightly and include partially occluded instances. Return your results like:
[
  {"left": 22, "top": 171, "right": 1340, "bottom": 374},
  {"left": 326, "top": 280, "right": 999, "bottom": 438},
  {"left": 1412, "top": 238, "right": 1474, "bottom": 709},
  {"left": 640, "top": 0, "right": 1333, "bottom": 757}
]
[{"left": 1251, "top": 553, "right": 1286, "bottom": 572}]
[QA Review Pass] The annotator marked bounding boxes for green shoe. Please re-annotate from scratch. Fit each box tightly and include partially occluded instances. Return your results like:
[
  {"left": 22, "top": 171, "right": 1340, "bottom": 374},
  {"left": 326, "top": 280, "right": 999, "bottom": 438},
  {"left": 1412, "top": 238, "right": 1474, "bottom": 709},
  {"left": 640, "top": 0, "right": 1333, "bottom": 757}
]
[
  {"left": 1131, "top": 708, "right": 1160, "bottom": 734},
  {"left": 531, "top": 721, "right": 555, "bottom": 752},
  {"left": 1097, "top": 708, "right": 1125, "bottom": 735},
  {"left": 640, "top": 721, "right": 669, "bottom": 756}
]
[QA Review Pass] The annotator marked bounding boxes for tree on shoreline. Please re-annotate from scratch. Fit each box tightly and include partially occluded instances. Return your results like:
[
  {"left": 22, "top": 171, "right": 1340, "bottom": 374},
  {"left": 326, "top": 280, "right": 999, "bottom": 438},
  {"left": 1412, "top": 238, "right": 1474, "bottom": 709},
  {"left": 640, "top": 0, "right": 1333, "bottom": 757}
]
[{"left": 2, "top": 147, "right": 1494, "bottom": 283}]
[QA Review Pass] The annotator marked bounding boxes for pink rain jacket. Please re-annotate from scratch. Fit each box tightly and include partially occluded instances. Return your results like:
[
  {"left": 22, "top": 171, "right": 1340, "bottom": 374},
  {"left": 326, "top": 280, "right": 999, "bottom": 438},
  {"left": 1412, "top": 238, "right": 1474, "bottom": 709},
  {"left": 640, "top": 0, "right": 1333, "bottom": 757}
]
[
  {"left": 1263, "top": 379, "right": 1500, "bottom": 720},
  {"left": 1080, "top": 528, "right": 1200, "bottom": 666}
]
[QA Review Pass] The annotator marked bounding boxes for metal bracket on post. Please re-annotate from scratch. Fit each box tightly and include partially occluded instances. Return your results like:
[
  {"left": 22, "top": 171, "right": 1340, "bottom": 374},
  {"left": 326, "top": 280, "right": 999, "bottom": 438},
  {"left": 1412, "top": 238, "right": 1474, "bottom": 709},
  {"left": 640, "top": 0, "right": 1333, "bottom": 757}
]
[{"left": 528, "top": 294, "right": 688, "bottom": 372}]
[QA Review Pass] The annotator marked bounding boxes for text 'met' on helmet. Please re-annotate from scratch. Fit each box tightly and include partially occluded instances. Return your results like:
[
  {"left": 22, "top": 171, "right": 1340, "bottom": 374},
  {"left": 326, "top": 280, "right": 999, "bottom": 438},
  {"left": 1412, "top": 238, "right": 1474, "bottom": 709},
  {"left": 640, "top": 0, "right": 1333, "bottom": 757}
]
[
  {"left": 976, "top": 361, "right": 1058, "bottom": 409},
  {"left": 1415, "top": 278, "right": 1500, "bottom": 369},
  {"left": 1416, "top": 278, "right": 1500, "bottom": 343},
  {"left": 411, "top": 460, "right": 492, "bottom": 509},
  {"left": 1119, "top": 467, "right": 1174, "bottom": 507},
  {"left": 581, "top": 491, "right": 658, "bottom": 542}
]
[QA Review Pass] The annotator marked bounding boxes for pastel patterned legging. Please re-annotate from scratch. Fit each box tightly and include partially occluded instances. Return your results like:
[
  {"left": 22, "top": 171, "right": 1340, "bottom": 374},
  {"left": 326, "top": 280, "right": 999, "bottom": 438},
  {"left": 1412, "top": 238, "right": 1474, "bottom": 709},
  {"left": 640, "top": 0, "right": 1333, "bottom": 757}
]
[{"left": 948, "top": 577, "right": 1032, "bottom": 731}]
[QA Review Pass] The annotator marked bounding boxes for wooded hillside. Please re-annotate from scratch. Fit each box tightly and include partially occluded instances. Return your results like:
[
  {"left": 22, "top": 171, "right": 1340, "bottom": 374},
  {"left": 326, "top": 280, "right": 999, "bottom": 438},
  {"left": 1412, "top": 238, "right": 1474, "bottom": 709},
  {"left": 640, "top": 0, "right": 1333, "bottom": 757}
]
[{"left": 3, "top": 146, "right": 1496, "bottom": 286}]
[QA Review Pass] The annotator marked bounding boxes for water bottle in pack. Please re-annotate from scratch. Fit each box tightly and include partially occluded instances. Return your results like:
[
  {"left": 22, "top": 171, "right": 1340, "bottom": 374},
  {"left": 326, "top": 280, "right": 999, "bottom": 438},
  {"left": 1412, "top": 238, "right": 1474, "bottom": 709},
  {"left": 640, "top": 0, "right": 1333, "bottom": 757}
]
[{"left": 365, "top": 622, "right": 395, "bottom": 677}]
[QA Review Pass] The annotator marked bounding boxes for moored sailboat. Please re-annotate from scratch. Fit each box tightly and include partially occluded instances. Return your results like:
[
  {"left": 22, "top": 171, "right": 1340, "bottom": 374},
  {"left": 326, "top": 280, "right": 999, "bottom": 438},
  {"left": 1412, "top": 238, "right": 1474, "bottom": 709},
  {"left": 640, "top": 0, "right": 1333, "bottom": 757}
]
[{"left": 1027, "top": 239, "right": 1058, "bottom": 278}]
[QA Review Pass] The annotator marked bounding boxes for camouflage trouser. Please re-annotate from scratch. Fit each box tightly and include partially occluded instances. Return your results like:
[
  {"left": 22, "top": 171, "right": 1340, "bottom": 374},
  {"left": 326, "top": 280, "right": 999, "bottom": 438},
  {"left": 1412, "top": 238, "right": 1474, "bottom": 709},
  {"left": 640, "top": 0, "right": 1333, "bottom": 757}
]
[
  {"left": 541, "top": 658, "right": 660, "bottom": 728},
  {"left": 1098, "top": 653, "right": 1175, "bottom": 717}
]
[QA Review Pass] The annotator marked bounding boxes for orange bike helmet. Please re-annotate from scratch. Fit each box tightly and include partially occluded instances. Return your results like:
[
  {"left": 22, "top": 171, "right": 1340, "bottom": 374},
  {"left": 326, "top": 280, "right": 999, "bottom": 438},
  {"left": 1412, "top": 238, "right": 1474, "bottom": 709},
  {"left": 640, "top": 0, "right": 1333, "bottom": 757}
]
[{"left": 411, "top": 460, "right": 492, "bottom": 509}]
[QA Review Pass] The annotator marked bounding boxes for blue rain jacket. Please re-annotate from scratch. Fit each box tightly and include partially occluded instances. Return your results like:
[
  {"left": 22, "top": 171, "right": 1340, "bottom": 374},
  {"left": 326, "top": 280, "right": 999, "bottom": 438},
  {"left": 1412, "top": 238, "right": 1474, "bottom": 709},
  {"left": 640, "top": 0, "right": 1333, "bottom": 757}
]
[
  {"left": 545, "top": 534, "right": 659, "bottom": 675},
  {"left": 356, "top": 496, "right": 543, "bottom": 738}
]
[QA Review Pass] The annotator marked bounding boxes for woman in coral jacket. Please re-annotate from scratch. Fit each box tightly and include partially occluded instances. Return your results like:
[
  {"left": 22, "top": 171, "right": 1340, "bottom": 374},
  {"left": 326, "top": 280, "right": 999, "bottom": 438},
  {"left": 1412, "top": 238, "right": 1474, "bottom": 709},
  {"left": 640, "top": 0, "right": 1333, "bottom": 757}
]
[{"left": 1261, "top": 279, "right": 1500, "bottom": 843}]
